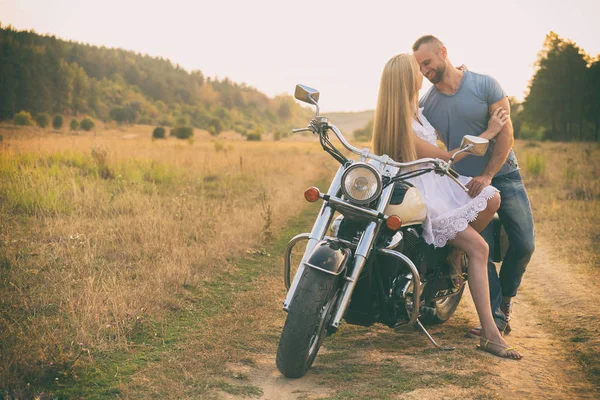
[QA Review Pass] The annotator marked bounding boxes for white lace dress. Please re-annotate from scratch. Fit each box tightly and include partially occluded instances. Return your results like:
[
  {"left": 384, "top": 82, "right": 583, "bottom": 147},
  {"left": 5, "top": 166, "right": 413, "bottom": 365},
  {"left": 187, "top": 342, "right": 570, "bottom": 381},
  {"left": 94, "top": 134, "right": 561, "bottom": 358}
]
[{"left": 408, "top": 108, "right": 499, "bottom": 248}]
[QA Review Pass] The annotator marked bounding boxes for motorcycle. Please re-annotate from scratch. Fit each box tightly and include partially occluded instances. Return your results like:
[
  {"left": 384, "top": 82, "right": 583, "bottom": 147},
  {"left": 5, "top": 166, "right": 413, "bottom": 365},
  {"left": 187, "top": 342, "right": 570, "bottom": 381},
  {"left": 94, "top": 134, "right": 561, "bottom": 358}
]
[{"left": 276, "top": 84, "right": 503, "bottom": 379}]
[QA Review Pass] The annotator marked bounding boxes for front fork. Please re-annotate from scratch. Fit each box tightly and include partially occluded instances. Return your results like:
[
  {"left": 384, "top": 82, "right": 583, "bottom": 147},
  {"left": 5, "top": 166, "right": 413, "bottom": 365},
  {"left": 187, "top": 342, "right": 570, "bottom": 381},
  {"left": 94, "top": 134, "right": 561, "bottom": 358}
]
[{"left": 282, "top": 165, "right": 344, "bottom": 311}]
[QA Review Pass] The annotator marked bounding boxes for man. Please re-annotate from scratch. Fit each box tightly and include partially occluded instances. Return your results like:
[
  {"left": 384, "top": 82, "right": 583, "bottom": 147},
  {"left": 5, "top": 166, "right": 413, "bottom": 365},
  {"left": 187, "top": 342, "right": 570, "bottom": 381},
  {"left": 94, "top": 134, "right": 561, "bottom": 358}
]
[{"left": 413, "top": 35, "right": 535, "bottom": 336}]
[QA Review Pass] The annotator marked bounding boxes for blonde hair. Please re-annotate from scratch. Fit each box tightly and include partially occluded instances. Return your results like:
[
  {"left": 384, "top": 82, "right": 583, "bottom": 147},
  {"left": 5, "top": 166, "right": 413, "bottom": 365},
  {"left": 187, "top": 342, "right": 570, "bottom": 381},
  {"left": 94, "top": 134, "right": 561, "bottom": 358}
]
[{"left": 371, "top": 54, "right": 419, "bottom": 163}]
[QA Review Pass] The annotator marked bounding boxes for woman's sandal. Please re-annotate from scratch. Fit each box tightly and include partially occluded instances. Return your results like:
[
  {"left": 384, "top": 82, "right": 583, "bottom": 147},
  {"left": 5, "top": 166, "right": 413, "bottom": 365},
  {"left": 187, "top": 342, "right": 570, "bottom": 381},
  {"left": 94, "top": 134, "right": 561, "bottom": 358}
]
[
  {"left": 477, "top": 337, "right": 523, "bottom": 360},
  {"left": 447, "top": 249, "right": 468, "bottom": 289}
]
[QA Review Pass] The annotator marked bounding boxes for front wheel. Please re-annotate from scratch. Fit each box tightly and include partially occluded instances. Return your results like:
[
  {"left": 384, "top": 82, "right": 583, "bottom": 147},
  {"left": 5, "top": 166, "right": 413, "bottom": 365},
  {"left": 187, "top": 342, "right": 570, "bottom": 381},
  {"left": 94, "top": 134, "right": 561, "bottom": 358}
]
[{"left": 276, "top": 267, "right": 340, "bottom": 378}]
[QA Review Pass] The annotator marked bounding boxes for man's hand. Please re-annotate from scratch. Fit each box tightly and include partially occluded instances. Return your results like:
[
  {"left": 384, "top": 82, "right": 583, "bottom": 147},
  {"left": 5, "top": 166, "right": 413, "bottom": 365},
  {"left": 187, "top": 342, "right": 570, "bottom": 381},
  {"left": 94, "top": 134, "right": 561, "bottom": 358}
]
[{"left": 466, "top": 175, "right": 492, "bottom": 198}]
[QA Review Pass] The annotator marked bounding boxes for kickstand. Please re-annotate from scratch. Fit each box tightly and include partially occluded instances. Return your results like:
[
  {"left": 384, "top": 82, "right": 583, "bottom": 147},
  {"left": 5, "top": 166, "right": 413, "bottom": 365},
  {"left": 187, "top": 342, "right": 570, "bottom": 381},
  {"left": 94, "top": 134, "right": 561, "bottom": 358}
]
[{"left": 415, "top": 319, "right": 455, "bottom": 351}]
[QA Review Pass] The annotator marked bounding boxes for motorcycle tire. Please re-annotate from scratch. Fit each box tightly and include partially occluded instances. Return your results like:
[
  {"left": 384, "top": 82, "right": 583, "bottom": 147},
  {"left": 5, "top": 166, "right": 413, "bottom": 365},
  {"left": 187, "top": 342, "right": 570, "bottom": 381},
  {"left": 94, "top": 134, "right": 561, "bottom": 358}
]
[
  {"left": 276, "top": 267, "right": 340, "bottom": 378},
  {"left": 420, "top": 284, "right": 465, "bottom": 325}
]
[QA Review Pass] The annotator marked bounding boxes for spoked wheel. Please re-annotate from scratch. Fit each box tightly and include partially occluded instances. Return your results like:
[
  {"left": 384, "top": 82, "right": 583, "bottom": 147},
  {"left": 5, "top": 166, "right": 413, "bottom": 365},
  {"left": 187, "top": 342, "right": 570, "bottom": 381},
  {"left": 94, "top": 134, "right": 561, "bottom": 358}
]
[{"left": 276, "top": 267, "right": 340, "bottom": 378}]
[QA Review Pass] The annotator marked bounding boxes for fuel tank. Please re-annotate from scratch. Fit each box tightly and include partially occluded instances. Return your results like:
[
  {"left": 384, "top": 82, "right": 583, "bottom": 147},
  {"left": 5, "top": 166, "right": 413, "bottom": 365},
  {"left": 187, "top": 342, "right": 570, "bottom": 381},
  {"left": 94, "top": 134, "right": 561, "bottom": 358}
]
[{"left": 384, "top": 186, "right": 427, "bottom": 227}]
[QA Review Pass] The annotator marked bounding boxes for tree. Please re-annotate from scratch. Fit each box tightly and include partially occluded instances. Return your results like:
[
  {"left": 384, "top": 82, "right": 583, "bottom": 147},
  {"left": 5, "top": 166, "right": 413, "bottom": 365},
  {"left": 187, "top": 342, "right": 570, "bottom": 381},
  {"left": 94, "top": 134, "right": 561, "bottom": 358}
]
[
  {"left": 35, "top": 112, "right": 51, "bottom": 128},
  {"left": 586, "top": 57, "right": 600, "bottom": 141},
  {"left": 70, "top": 118, "right": 79, "bottom": 130},
  {"left": 522, "top": 32, "right": 589, "bottom": 141},
  {"left": 52, "top": 115, "right": 64, "bottom": 130}
]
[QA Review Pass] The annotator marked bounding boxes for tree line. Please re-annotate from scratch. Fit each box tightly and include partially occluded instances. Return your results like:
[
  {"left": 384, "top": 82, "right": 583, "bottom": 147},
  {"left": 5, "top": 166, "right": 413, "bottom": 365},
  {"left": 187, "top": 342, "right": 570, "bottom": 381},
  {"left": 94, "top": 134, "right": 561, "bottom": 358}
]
[{"left": 0, "top": 24, "right": 310, "bottom": 136}]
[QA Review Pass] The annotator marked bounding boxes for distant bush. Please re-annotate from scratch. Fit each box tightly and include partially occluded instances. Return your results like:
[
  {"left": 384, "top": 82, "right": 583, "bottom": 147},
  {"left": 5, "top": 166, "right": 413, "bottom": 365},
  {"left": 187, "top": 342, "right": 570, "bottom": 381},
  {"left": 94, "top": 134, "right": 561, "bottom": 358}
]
[
  {"left": 170, "top": 126, "right": 193, "bottom": 139},
  {"left": 14, "top": 111, "right": 34, "bottom": 126},
  {"left": 152, "top": 127, "right": 166, "bottom": 139},
  {"left": 208, "top": 126, "right": 218, "bottom": 136},
  {"left": 35, "top": 113, "right": 51, "bottom": 128},
  {"left": 80, "top": 117, "right": 95, "bottom": 131},
  {"left": 52, "top": 115, "right": 64, "bottom": 130},
  {"left": 70, "top": 118, "right": 79, "bottom": 131},
  {"left": 247, "top": 133, "right": 262, "bottom": 141},
  {"left": 273, "top": 131, "right": 282, "bottom": 141}
]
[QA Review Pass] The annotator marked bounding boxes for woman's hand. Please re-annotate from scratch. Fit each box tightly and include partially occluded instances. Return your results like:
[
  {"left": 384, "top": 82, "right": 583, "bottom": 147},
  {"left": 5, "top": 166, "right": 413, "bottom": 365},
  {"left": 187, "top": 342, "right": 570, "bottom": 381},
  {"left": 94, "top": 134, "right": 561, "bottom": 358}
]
[{"left": 487, "top": 107, "right": 509, "bottom": 137}]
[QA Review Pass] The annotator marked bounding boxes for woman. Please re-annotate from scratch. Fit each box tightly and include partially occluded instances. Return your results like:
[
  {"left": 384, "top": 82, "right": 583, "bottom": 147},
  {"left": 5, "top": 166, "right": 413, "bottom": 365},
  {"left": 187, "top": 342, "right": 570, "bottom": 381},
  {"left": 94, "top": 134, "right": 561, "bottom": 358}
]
[{"left": 372, "top": 53, "right": 522, "bottom": 360}]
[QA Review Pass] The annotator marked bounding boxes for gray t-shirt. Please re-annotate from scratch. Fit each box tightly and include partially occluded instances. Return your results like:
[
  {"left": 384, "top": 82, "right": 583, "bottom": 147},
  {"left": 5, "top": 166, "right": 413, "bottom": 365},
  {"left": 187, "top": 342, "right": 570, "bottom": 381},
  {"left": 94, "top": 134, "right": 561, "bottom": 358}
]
[{"left": 419, "top": 71, "right": 519, "bottom": 177}]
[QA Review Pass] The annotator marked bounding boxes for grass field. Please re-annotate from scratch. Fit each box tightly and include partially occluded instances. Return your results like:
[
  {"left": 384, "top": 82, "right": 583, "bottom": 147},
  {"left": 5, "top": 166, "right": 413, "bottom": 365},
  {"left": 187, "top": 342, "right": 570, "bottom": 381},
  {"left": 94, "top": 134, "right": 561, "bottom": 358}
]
[
  {"left": 1, "top": 124, "right": 599, "bottom": 398},
  {"left": 0, "top": 124, "right": 332, "bottom": 395}
]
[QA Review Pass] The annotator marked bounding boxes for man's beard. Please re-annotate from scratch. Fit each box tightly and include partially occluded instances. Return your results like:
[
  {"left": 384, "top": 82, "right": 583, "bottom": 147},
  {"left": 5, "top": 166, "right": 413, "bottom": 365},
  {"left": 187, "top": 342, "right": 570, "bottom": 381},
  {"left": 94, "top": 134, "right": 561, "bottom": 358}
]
[{"left": 428, "top": 65, "right": 446, "bottom": 84}]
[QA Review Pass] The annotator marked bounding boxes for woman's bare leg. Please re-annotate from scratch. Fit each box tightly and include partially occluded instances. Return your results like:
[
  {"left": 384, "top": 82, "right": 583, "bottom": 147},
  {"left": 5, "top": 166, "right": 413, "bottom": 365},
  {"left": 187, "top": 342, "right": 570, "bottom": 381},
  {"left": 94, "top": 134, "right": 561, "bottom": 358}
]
[
  {"left": 450, "top": 192, "right": 501, "bottom": 275},
  {"left": 470, "top": 192, "right": 501, "bottom": 233},
  {"left": 450, "top": 226, "right": 522, "bottom": 359}
]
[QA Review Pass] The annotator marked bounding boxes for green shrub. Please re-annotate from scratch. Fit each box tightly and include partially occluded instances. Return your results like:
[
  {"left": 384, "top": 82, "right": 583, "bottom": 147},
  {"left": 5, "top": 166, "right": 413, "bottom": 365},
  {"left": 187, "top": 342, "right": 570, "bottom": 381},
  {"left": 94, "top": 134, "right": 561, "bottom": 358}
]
[
  {"left": 70, "top": 118, "right": 79, "bottom": 131},
  {"left": 524, "top": 153, "right": 546, "bottom": 177},
  {"left": 170, "top": 126, "right": 194, "bottom": 139},
  {"left": 152, "top": 127, "right": 166, "bottom": 139},
  {"left": 247, "top": 133, "right": 262, "bottom": 141},
  {"left": 52, "top": 115, "right": 64, "bottom": 130},
  {"left": 208, "top": 126, "right": 218, "bottom": 136},
  {"left": 273, "top": 131, "right": 282, "bottom": 141},
  {"left": 14, "top": 111, "right": 34, "bottom": 126},
  {"left": 35, "top": 113, "right": 51, "bottom": 128},
  {"left": 80, "top": 117, "right": 95, "bottom": 131}
]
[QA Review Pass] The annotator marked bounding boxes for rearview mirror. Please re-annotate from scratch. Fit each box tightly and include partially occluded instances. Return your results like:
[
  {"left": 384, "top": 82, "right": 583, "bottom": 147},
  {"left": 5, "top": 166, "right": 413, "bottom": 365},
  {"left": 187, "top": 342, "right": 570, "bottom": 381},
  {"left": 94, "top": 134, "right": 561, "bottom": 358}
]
[
  {"left": 460, "top": 135, "right": 489, "bottom": 156},
  {"left": 294, "top": 84, "right": 320, "bottom": 105}
]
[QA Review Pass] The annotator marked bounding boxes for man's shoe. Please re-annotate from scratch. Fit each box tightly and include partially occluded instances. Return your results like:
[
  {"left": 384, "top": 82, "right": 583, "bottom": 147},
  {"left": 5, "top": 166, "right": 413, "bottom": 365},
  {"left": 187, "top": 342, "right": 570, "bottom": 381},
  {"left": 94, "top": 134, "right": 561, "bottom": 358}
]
[{"left": 500, "top": 301, "right": 513, "bottom": 322}]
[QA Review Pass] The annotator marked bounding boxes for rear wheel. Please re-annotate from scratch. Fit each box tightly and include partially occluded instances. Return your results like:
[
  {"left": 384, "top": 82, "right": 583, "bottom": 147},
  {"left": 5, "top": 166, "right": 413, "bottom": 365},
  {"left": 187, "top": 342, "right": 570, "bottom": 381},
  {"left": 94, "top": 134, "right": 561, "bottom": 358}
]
[{"left": 276, "top": 267, "right": 340, "bottom": 378}]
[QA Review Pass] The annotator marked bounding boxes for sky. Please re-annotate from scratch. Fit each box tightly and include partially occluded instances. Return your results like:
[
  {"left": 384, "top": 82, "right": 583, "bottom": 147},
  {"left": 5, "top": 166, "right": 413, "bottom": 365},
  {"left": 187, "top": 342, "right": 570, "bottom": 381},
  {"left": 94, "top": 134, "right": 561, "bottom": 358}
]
[{"left": 1, "top": 0, "right": 599, "bottom": 112}]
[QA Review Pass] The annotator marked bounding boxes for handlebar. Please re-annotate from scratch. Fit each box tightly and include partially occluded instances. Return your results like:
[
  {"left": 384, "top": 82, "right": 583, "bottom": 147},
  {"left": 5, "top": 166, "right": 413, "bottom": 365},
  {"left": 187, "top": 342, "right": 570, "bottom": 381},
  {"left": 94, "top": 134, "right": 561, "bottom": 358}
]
[{"left": 292, "top": 120, "right": 469, "bottom": 193}]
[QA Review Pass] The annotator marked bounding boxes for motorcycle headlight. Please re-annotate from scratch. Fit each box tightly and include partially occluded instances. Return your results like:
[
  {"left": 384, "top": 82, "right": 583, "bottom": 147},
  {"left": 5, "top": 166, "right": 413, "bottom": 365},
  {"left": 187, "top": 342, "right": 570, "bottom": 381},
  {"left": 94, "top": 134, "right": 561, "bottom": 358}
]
[{"left": 341, "top": 163, "right": 382, "bottom": 205}]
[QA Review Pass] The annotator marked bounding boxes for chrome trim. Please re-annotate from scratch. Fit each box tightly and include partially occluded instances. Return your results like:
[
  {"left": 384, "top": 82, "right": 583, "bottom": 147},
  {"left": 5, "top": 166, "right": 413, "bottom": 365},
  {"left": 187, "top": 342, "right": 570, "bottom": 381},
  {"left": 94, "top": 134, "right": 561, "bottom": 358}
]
[
  {"left": 303, "top": 261, "right": 346, "bottom": 276},
  {"left": 283, "top": 233, "right": 310, "bottom": 290},
  {"left": 329, "top": 183, "right": 395, "bottom": 329},
  {"left": 377, "top": 248, "right": 422, "bottom": 325},
  {"left": 385, "top": 231, "right": 403, "bottom": 250},
  {"left": 329, "top": 215, "right": 344, "bottom": 237},
  {"left": 340, "top": 162, "right": 383, "bottom": 205},
  {"left": 330, "top": 221, "right": 377, "bottom": 328},
  {"left": 328, "top": 124, "right": 442, "bottom": 169},
  {"left": 326, "top": 195, "right": 383, "bottom": 220}
]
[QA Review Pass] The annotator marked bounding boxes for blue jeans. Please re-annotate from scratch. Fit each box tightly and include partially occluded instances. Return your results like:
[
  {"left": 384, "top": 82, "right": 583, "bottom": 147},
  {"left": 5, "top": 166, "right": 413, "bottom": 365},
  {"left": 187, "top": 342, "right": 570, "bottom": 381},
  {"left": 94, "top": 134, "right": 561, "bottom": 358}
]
[{"left": 483, "top": 170, "right": 535, "bottom": 329}]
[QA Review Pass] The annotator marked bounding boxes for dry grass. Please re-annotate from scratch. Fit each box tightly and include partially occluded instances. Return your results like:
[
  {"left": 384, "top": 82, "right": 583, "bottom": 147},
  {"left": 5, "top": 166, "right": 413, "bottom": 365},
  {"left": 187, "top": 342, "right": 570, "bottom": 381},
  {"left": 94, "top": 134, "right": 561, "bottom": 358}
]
[
  {"left": 0, "top": 124, "right": 330, "bottom": 391},
  {"left": 514, "top": 140, "right": 600, "bottom": 269}
]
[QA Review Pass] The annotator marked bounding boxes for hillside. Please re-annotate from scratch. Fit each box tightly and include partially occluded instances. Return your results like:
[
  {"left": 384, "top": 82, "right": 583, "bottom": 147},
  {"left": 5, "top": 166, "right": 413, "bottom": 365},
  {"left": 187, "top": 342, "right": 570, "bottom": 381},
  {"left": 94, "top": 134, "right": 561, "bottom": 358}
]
[
  {"left": 325, "top": 110, "right": 374, "bottom": 137},
  {"left": 0, "top": 24, "right": 311, "bottom": 136}
]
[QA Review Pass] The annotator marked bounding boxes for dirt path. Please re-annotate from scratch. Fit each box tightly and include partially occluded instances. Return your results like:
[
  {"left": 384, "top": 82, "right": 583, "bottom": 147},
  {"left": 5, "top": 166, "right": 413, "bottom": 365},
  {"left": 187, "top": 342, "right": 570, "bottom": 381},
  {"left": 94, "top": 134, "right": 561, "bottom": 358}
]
[{"left": 221, "top": 235, "right": 599, "bottom": 399}]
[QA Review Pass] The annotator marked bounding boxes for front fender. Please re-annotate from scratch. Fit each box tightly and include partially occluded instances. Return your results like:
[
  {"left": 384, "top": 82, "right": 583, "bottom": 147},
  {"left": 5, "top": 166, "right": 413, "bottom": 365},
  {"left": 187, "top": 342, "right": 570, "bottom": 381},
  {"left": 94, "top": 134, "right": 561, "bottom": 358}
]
[{"left": 304, "top": 240, "right": 351, "bottom": 276}]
